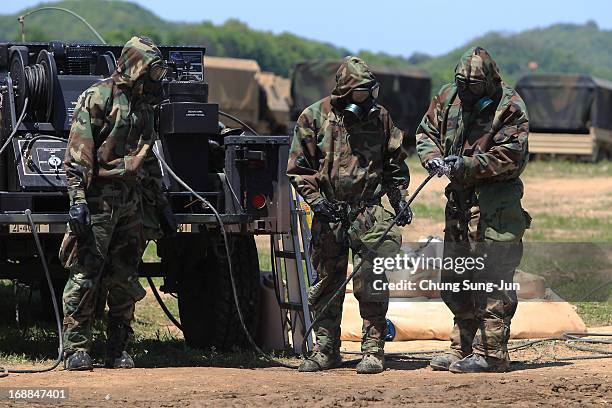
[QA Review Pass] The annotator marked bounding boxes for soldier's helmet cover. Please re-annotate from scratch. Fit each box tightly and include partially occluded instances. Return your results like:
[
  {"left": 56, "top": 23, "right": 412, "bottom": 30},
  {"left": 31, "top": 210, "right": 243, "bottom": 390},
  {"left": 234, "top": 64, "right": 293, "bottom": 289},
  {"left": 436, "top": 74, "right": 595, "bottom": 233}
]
[
  {"left": 331, "top": 56, "right": 377, "bottom": 104},
  {"left": 111, "top": 36, "right": 164, "bottom": 89},
  {"left": 332, "top": 56, "right": 380, "bottom": 122},
  {"left": 454, "top": 46, "right": 502, "bottom": 107}
]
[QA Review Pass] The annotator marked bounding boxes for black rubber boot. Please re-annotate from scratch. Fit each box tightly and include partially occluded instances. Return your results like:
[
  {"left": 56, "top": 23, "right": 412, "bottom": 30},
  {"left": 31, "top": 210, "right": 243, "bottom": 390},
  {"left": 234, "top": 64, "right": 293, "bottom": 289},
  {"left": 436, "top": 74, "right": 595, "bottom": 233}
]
[
  {"left": 298, "top": 349, "right": 342, "bottom": 372},
  {"left": 449, "top": 353, "right": 509, "bottom": 373},
  {"left": 104, "top": 321, "right": 135, "bottom": 369},
  {"left": 64, "top": 350, "right": 94, "bottom": 371},
  {"left": 430, "top": 350, "right": 464, "bottom": 371},
  {"left": 356, "top": 353, "right": 385, "bottom": 374},
  {"left": 106, "top": 351, "right": 135, "bottom": 369}
]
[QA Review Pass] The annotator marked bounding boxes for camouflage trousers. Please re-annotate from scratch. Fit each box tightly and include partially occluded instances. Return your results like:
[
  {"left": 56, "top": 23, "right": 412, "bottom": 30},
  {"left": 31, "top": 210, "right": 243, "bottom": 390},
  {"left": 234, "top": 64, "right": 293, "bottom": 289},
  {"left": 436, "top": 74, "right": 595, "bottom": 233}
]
[
  {"left": 442, "top": 179, "right": 530, "bottom": 361},
  {"left": 308, "top": 204, "right": 401, "bottom": 355},
  {"left": 59, "top": 179, "right": 146, "bottom": 355}
]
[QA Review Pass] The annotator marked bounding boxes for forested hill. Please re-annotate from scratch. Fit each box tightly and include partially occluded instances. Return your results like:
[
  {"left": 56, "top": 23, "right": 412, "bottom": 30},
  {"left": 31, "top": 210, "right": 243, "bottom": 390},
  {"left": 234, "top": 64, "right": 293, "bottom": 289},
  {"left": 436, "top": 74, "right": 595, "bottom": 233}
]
[{"left": 1, "top": 1, "right": 610, "bottom": 90}]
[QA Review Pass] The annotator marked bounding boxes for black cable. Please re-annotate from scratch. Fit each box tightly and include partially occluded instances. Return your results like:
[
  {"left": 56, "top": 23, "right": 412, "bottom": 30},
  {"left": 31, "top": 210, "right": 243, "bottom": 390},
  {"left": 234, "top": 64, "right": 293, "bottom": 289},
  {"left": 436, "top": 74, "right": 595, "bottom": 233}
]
[
  {"left": 152, "top": 148, "right": 612, "bottom": 368},
  {"left": 153, "top": 149, "right": 297, "bottom": 368},
  {"left": 0, "top": 97, "right": 29, "bottom": 157},
  {"left": 22, "top": 135, "right": 69, "bottom": 166},
  {"left": 576, "top": 280, "right": 612, "bottom": 302},
  {"left": 562, "top": 332, "right": 612, "bottom": 358},
  {"left": 0, "top": 209, "right": 64, "bottom": 378},
  {"left": 221, "top": 169, "right": 245, "bottom": 214},
  {"left": 23, "top": 135, "right": 69, "bottom": 149},
  {"left": 300, "top": 173, "right": 436, "bottom": 358},
  {"left": 219, "top": 110, "right": 259, "bottom": 136},
  {"left": 146, "top": 276, "right": 183, "bottom": 331},
  {"left": 157, "top": 151, "right": 435, "bottom": 368},
  {"left": 24, "top": 63, "right": 48, "bottom": 113},
  {"left": 340, "top": 333, "right": 612, "bottom": 363}
]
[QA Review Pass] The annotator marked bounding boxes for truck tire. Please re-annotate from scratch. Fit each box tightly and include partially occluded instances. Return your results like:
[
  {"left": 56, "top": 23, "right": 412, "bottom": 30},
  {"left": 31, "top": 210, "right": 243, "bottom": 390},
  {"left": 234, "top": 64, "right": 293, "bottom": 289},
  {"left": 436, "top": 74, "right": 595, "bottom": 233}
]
[{"left": 178, "top": 234, "right": 261, "bottom": 350}]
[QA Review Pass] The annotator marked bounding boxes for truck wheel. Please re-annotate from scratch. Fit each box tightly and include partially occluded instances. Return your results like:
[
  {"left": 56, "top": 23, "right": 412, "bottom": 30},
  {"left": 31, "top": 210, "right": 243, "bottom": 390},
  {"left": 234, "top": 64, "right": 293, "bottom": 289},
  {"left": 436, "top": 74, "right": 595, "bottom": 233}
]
[{"left": 178, "top": 235, "right": 261, "bottom": 350}]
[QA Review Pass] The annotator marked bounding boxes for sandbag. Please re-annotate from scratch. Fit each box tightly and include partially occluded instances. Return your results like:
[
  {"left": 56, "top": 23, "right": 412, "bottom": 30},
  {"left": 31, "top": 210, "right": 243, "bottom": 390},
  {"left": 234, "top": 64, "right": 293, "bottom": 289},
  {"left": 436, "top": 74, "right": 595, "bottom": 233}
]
[{"left": 340, "top": 294, "right": 586, "bottom": 341}]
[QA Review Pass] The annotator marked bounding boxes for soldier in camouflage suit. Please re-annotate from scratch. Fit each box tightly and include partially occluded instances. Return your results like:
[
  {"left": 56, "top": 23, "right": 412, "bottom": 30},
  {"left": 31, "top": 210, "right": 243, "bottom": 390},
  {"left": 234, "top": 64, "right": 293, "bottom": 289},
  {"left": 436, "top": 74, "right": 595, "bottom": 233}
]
[
  {"left": 59, "top": 36, "right": 170, "bottom": 371},
  {"left": 416, "top": 47, "right": 531, "bottom": 373},
  {"left": 287, "top": 56, "right": 412, "bottom": 374}
]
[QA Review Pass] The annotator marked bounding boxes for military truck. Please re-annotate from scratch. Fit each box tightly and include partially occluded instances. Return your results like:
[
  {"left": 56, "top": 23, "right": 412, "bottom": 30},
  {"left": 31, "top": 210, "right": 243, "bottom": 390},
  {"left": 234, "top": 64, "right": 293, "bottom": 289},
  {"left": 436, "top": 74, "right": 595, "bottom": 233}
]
[
  {"left": 0, "top": 41, "right": 290, "bottom": 350},
  {"left": 516, "top": 74, "right": 612, "bottom": 161},
  {"left": 289, "top": 60, "right": 431, "bottom": 150},
  {"left": 205, "top": 56, "right": 291, "bottom": 135}
]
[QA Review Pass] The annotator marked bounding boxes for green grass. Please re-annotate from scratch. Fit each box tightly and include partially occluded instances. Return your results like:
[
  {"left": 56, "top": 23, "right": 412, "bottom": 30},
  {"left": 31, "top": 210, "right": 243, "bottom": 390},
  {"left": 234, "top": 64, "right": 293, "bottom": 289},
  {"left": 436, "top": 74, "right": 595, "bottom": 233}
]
[
  {"left": 524, "top": 213, "right": 612, "bottom": 241},
  {"left": 411, "top": 202, "right": 445, "bottom": 222},
  {"left": 0, "top": 277, "right": 299, "bottom": 368},
  {"left": 405, "top": 155, "right": 612, "bottom": 178},
  {"left": 522, "top": 158, "right": 612, "bottom": 178},
  {"left": 143, "top": 241, "right": 160, "bottom": 263},
  {"left": 2, "top": 158, "right": 611, "bottom": 367},
  {"left": 574, "top": 302, "right": 612, "bottom": 327}
]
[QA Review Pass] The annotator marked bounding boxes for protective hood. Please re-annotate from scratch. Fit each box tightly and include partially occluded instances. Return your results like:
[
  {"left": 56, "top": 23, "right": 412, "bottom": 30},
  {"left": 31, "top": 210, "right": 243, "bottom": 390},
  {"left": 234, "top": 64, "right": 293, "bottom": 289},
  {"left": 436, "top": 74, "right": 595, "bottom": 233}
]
[
  {"left": 331, "top": 56, "right": 377, "bottom": 108},
  {"left": 111, "top": 36, "right": 163, "bottom": 89},
  {"left": 454, "top": 46, "right": 502, "bottom": 97}
]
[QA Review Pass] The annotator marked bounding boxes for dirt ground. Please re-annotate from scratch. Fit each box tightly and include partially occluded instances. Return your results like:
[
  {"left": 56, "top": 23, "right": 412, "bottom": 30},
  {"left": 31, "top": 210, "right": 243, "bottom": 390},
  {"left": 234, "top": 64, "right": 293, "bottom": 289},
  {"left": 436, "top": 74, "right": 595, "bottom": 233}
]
[
  {"left": 400, "top": 169, "right": 612, "bottom": 242},
  {"left": 256, "top": 168, "right": 612, "bottom": 247},
  {"left": 4, "top": 340, "right": 611, "bottom": 407},
  {"left": 3, "top": 167, "right": 611, "bottom": 407}
]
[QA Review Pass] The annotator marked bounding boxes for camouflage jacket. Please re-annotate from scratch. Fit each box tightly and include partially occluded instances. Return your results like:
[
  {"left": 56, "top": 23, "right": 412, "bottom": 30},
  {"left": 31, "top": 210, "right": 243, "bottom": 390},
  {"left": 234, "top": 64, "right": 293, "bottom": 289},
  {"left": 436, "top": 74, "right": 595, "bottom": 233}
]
[
  {"left": 416, "top": 47, "right": 529, "bottom": 186},
  {"left": 287, "top": 56, "right": 409, "bottom": 206},
  {"left": 64, "top": 36, "right": 163, "bottom": 205}
]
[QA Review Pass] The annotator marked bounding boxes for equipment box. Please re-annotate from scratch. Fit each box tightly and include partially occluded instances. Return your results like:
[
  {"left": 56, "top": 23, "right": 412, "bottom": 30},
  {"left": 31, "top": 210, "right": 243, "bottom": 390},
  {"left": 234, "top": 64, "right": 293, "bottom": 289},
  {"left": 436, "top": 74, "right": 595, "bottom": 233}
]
[{"left": 224, "top": 135, "right": 290, "bottom": 234}]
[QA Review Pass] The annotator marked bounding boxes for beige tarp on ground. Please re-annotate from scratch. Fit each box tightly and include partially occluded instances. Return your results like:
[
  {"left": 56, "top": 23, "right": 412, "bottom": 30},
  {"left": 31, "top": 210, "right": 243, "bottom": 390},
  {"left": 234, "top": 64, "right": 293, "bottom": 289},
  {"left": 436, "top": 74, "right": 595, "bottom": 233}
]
[
  {"left": 205, "top": 56, "right": 261, "bottom": 126},
  {"left": 341, "top": 270, "right": 587, "bottom": 341}
]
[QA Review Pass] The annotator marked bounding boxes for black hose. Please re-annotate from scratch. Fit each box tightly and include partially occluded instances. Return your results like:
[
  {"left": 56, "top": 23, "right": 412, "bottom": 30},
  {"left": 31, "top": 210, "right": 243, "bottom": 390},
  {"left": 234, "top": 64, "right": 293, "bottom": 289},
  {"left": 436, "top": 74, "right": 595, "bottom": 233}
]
[
  {"left": 340, "top": 334, "right": 612, "bottom": 363},
  {"left": 154, "top": 152, "right": 436, "bottom": 368},
  {"left": 0, "top": 97, "right": 29, "bottom": 156},
  {"left": 219, "top": 110, "right": 259, "bottom": 136},
  {"left": 300, "top": 173, "right": 436, "bottom": 358},
  {"left": 22, "top": 135, "right": 69, "bottom": 166},
  {"left": 0, "top": 209, "right": 64, "bottom": 378},
  {"left": 153, "top": 149, "right": 297, "bottom": 368},
  {"left": 146, "top": 276, "right": 183, "bottom": 331},
  {"left": 24, "top": 63, "right": 48, "bottom": 113},
  {"left": 152, "top": 148, "right": 612, "bottom": 369},
  {"left": 23, "top": 135, "right": 69, "bottom": 150}
]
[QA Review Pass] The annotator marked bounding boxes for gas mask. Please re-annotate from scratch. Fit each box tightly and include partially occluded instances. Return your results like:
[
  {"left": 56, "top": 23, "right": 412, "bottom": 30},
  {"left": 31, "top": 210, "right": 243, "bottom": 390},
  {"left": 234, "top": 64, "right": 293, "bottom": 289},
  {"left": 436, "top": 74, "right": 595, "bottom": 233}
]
[
  {"left": 135, "top": 59, "right": 170, "bottom": 104},
  {"left": 343, "top": 82, "right": 381, "bottom": 125},
  {"left": 455, "top": 75, "right": 491, "bottom": 110}
]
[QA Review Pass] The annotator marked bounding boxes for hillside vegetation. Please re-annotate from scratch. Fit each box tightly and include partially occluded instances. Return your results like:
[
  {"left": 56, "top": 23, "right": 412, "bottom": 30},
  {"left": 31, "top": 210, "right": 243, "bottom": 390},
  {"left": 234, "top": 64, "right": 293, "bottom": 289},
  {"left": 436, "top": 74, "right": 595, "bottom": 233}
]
[{"left": 1, "top": 1, "right": 610, "bottom": 90}]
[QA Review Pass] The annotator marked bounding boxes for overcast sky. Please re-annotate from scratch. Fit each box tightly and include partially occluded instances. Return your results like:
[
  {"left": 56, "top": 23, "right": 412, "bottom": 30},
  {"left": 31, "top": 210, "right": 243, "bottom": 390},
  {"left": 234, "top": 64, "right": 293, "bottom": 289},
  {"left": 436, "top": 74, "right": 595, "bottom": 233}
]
[{"left": 5, "top": 0, "right": 612, "bottom": 56}]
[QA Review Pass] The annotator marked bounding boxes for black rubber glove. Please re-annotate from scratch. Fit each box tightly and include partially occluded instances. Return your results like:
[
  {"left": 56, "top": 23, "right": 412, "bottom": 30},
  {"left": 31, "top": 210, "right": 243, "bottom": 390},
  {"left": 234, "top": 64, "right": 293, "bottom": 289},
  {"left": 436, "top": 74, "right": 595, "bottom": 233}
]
[
  {"left": 311, "top": 198, "right": 342, "bottom": 223},
  {"left": 387, "top": 188, "right": 413, "bottom": 227},
  {"left": 68, "top": 203, "right": 90, "bottom": 237},
  {"left": 158, "top": 204, "right": 178, "bottom": 238},
  {"left": 425, "top": 157, "right": 446, "bottom": 177},
  {"left": 444, "top": 155, "right": 465, "bottom": 178}
]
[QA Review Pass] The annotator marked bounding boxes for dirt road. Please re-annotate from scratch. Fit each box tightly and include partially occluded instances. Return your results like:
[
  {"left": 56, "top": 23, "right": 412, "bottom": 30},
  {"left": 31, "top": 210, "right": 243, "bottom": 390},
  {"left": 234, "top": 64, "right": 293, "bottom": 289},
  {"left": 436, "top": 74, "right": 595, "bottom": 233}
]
[{"left": 4, "top": 353, "right": 611, "bottom": 407}]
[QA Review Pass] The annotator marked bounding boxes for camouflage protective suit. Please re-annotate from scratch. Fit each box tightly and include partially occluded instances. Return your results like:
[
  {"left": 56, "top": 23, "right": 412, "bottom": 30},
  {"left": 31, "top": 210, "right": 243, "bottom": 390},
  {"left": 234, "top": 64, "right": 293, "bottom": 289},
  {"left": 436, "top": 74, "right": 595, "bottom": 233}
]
[
  {"left": 287, "top": 56, "right": 409, "bottom": 357},
  {"left": 416, "top": 47, "right": 531, "bottom": 361},
  {"left": 60, "top": 36, "right": 165, "bottom": 357}
]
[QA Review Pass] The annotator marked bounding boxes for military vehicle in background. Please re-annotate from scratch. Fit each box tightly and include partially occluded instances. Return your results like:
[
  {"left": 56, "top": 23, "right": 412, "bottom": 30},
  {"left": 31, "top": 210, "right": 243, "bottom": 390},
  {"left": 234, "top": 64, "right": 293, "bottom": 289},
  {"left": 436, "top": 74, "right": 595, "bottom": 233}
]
[
  {"left": 516, "top": 74, "right": 612, "bottom": 161},
  {"left": 289, "top": 60, "right": 431, "bottom": 150},
  {"left": 205, "top": 56, "right": 291, "bottom": 135}
]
